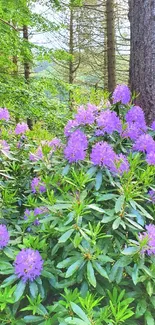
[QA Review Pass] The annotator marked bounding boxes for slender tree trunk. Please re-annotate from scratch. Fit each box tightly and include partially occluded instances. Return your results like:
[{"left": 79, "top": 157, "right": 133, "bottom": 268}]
[
  {"left": 23, "top": 25, "right": 33, "bottom": 129},
  {"left": 69, "top": 7, "right": 74, "bottom": 110},
  {"left": 103, "top": 25, "right": 108, "bottom": 89},
  {"left": 129, "top": 0, "right": 155, "bottom": 125},
  {"left": 106, "top": 0, "right": 116, "bottom": 93}
]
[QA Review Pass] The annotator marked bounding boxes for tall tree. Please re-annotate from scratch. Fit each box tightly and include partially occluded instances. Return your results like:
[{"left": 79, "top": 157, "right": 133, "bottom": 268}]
[
  {"left": 129, "top": 0, "right": 155, "bottom": 124},
  {"left": 106, "top": 0, "right": 116, "bottom": 93}
]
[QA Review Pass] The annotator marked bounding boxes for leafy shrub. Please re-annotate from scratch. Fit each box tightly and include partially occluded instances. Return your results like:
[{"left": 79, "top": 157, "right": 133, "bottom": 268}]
[{"left": 1, "top": 86, "right": 155, "bottom": 324}]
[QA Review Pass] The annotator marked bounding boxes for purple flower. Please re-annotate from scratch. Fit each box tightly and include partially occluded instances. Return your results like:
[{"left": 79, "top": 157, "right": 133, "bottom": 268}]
[
  {"left": 48, "top": 138, "right": 62, "bottom": 149},
  {"left": 96, "top": 109, "right": 122, "bottom": 135},
  {"left": 87, "top": 103, "right": 98, "bottom": 112},
  {"left": 146, "top": 152, "right": 155, "bottom": 165},
  {"left": 122, "top": 106, "right": 147, "bottom": 141},
  {"left": 31, "top": 177, "right": 46, "bottom": 194},
  {"left": 75, "top": 106, "right": 95, "bottom": 125},
  {"left": 0, "top": 108, "right": 10, "bottom": 121},
  {"left": 148, "top": 190, "right": 155, "bottom": 203},
  {"left": 122, "top": 123, "right": 145, "bottom": 141},
  {"left": 0, "top": 140, "right": 10, "bottom": 153},
  {"left": 112, "top": 154, "right": 130, "bottom": 175},
  {"left": 151, "top": 121, "right": 155, "bottom": 131},
  {"left": 139, "top": 225, "right": 155, "bottom": 255},
  {"left": 64, "top": 130, "right": 88, "bottom": 163},
  {"left": 14, "top": 248, "right": 43, "bottom": 282},
  {"left": 90, "top": 141, "right": 116, "bottom": 169},
  {"left": 112, "top": 85, "right": 131, "bottom": 105},
  {"left": 24, "top": 209, "right": 31, "bottom": 220},
  {"left": 29, "top": 147, "right": 43, "bottom": 162},
  {"left": 133, "top": 134, "right": 155, "bottom": 153},
  {"left": 0, "top": 225, "right": 10, "bottom": 249},
  {"left": 64, "top": 120, "right": 79, "bottom": 137},
  {"left": 125, "top": 106, "right": 146, "bottom": 128},
  {"left": 15, "top": 123, "right": 29, "bottom": 135}
]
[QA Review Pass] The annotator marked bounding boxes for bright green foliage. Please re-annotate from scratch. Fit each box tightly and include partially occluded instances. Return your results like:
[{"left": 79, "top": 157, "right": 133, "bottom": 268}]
[{"left": 1, "top": 96, "right": 155, "bottom": 325}]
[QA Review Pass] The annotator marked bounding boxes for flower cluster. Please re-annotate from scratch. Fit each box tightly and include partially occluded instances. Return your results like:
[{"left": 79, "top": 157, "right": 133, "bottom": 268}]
[
  {"left": 29, "top": 147, "right": 43, "bottom": 162},
  {"left": 90, "top": 141, "right": 116, "bottom": 169},
  {"left": 64, "top": 120, "right": 79, "bottom": 137},
  {"left": 75, "top": 105, "right": 95, "bottom": 125},
  {"left": 112, "top": 154, "right": 129, "bottom": 175},
  {"left": 96, "top": 109, "right": 122, "bottom": 135},
  {"left": 112, "top": 85, "right": 131, "bottom": 105},
  {"left": 15, "top": 122, "right": 29, "bottom": 135},
  {"left": 14, "top": 248, "right": 43, "bottom": 282},
  {"left": 133, "top": 134, "right": 155, "bottom": 153},
  {"left": 0, "top": 140, "right": 10, "bottom": 154},
  {"left": 123, "top": 106, "right": 147, "bottom": 140},
  {"left": 0, "top": 224, "right": 10, "bottom": 249},
  {"left": 31, "top": 177, "right": 46, "bottom": 194},
  {"left": 64, "top": 129, "right": 88, "bottom": 163},
  {"left": 48, "top": 138, "right": 62, "bottom": 149},
  {"left": 0, "top": 108, "right": 10, "bottom": 121},
  {"left": 90, "top": 141, "right": 129, "bottom": 175},
  {"left": 139, "top": 225, "right": 155, "bottom": 255}
]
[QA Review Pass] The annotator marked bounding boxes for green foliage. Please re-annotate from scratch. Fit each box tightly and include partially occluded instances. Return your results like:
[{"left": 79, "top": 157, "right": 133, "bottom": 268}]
[{"left": 1, "top": 95, "right": 155, "bottom": 325}]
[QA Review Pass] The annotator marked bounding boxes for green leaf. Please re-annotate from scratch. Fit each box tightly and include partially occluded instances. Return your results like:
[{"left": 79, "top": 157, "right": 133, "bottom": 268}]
[
  {"left": 126, "top": 217, "right": 143, "bottom": 230},
  {"left": 65, "top": 317, "right": 89, "bottom": 325},
  {"left": 95, "top": 171, "right": 102, "bottom": 191},
  {"left": 112, "top": 217, "right": 121, "bottom": 230},
  {"left": 135, "top": 299, "right": 147, "bottom": 318},
  {"left": 29, "top": 281, "right": 38, "bottom": 298},
  {"left": 115, "top": 195, "right": 125, "bottom": 213},
  {"left": 87, "top": 261, "right": 96, "bottom": 287},
  {"left": 62, "top": 164, "right": 70, "bottom": 176},
  {"left": 57, "top": 257, "right": 77, "bottom": 268},
  {"left": 135, "top": 203, "right": 153, "bottom": 220},
  {"left": 23, "top": 316, "right": 44, "bottom": 323},
  {"left": 145, "top": 311, "right": 155, "bottom": 325},
  {"left": 146, "top": 281, "right": 153, "bottom": 297},
  {"left": 13, "top": 280, "right": 26, "bottom": 302},
  {"left": 132, "top": 264, "right": 139, "bottom": 285},
  {"left": 1, "top": 274, "right": 17, "bottom": 288},
  {"left": 87, "top": 204, "right": 105, "bottom": 213},
  {"left": 66, "top": 260, "right": 83, "bottom": 278},
  {"left": 93, "top": 261, "right": 109, "bottom": 279},
  {"left": 122, "top": 247, "right": 139, "bottom": 255},
  {"left": 58, "top": 229, "right": 74, "bottom": 243},
  {"left": 101, "top": 215, "right": 116, "bottom": 223},
  {"left": 70, "top": 302, "right": 91, "bottom": 324},
  {"left": 97, "top": 194, "right": 116, "bottom": 201}
]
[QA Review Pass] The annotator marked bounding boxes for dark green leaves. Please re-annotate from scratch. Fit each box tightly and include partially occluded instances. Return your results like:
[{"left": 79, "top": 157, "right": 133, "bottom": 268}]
[
  {"left": 13, "top": 280, "right": 26, "bottom": 302},
  {"left": 87, "top": 261, "right": 96, "bottom": 287}
]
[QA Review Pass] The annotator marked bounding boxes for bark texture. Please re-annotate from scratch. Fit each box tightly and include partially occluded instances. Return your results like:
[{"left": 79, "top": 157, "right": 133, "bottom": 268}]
[
  {"left": 106, "top": 0, "right": 116, "bottom": 93},
  {"left": 129, "top": 0, "right": 155, "bottom": 124},
  {"left": 23, "top": 25, "right": 33, "bottom": 129},
  {"left": 69, "top": 7, "right": 74, "bottom": 110}
]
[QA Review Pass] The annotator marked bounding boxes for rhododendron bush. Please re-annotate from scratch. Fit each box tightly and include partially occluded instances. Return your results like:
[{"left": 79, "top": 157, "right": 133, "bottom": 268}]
[{"left": 1, "top": 85, "right": 155, "bottom": 324}]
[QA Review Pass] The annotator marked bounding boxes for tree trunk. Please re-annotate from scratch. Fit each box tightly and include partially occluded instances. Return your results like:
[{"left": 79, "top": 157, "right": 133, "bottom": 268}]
[
  {"left": 129, "top": 0, "right": 155, "bottom": 125},
  {"left": 103, "top": 23, "right": 108, "bottom": 89},
  {"left": 23, "top": 25, "right": 33, "bottom": 129},
  {"left": 106, "top": 0, "right": 116, "bottom": 93},
  {"left": 69, "top": 7, "right": 74, "bottom": 110}
]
